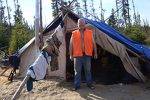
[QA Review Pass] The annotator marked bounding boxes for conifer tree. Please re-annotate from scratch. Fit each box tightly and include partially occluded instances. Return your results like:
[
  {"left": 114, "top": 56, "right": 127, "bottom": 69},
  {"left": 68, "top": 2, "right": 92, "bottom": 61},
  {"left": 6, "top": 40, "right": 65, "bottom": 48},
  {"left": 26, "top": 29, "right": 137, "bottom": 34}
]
[
  {"left": 51, "top": 0, "right": 60, "bottom": 17},
  {"left": 0, "top": 0, "right": 9, "bottom": 51},
  {"left": 108, "top": 9, "right": 117, "bottom": 28},
  {"left": 9, "top": 2, "right": 33, "bottom": 54},
  {"left": 75, "top": 0, "right": 83, "bottom": 17},
  {"left": 82, "top": 0, "right": 88, "bottom": 17}
]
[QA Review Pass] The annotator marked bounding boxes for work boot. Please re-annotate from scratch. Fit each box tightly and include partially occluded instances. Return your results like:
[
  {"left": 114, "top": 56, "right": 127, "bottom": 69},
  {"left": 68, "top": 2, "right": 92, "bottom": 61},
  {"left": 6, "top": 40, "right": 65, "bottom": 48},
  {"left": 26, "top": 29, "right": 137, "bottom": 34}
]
[
  {"left": 72, "top": 86, "right": 80, "bottom": 91},
  {"left": 87, "top": 84, "right": 95, "bottom": 90}
]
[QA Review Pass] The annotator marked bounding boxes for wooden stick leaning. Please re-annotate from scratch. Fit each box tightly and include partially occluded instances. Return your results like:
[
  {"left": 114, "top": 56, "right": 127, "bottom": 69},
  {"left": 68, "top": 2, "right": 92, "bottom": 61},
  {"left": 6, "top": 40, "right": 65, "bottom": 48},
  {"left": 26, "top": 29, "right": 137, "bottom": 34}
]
[{"left": 11, "top": 75, "right": 30, "bottom": 100}]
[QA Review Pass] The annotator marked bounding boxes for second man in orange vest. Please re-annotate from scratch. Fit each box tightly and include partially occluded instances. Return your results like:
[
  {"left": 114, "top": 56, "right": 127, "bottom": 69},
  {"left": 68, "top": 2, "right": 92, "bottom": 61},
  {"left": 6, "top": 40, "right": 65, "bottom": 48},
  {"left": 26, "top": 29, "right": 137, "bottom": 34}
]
[{"left": 69, "top": 18, "right": 97, "bottom": 90}]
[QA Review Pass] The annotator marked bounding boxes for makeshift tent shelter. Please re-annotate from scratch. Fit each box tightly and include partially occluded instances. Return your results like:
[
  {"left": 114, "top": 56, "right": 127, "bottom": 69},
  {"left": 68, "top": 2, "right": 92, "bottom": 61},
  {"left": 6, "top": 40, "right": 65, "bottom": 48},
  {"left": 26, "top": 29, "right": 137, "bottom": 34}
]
[{"left": 18, "top": 8, "right": 150, "bottom": 83}]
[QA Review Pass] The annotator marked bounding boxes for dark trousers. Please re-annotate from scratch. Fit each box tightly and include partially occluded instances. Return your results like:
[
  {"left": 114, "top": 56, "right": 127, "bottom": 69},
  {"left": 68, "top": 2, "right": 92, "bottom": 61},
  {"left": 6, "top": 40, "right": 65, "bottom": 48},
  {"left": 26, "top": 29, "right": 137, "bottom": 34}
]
[
  {"left": 26, "top": 77, "right": 35, "bottom": 91},
  {"left": 74, "top": 55, "right": 92, "bottom": 88}
]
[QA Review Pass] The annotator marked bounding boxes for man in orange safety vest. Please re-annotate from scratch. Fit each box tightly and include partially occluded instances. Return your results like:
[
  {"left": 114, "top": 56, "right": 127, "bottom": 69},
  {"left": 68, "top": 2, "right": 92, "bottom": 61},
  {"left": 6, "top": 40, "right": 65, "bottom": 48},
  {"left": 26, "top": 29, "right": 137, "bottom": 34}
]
[{"left": 69, "top": 18, "right": 97, "bottom": 90}]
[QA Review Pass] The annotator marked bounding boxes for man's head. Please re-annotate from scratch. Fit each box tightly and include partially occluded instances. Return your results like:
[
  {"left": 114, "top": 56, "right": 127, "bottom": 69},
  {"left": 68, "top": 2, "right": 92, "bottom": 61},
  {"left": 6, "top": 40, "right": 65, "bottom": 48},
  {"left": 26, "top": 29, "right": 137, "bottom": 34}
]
[{"left": 78, "top": 18, "right": 86, "bottom": 29}]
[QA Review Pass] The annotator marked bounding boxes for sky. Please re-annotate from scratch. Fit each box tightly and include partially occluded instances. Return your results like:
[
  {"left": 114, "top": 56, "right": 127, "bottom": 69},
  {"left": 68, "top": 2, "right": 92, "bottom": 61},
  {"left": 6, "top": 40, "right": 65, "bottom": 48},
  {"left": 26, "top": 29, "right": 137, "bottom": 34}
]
[
  {"left": 5, "top": 0, "right": 150, "bottom": 26},
  {"left": 5, "top": 0, "right": 52, "bottom": 27}
]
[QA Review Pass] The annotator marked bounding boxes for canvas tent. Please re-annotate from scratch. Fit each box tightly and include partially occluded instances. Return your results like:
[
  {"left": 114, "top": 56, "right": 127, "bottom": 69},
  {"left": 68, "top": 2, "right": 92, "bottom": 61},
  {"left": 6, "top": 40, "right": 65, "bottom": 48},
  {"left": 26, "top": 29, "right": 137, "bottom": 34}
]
[{"left": 18, "top": 8, "right": 150, "bottom": 83}]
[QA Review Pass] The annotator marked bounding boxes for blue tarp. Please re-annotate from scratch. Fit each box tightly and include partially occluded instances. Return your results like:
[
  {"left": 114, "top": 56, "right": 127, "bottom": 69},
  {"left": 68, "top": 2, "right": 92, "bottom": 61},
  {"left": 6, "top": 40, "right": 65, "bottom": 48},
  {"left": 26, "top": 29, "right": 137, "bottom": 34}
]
[{"left": 86, "top": 19, "right": 150, "bottom": 61}]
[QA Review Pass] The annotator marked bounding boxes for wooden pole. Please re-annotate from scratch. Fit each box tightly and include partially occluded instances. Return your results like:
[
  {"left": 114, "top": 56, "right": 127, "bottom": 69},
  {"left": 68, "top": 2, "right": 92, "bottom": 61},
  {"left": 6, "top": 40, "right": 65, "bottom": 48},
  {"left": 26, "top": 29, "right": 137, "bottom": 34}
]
[
  {"left": 11, "top": 75, "right": 30, "bottom": 100},
  {"left": 39, "top": 0, "right": 43, "bottom": 32},
  {"left": 35, "top": 0, "right": 40, "bottom": 52},
  {"left": 39, "top": 0, "right": 44, "bottom": 49}
]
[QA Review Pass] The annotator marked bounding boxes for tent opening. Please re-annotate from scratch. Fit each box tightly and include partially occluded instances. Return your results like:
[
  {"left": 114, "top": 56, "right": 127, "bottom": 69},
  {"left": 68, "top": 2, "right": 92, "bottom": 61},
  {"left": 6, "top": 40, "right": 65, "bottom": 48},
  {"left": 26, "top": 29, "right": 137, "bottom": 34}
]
[{"left": 65, "top": 32, "right": 138, "bottom": 85}]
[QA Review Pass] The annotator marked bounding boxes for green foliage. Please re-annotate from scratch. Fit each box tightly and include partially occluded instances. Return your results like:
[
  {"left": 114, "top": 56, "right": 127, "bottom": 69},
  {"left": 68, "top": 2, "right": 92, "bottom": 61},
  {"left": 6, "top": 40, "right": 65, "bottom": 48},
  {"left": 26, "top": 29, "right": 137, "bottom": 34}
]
[
  {"left": 142, "top": 20, "right": 150, "bottom": 46},
  {"left": 51, "top": 0, "right": 69, "bottom": 17},
  {"left": 143, "top": 19, "right": 150, "bottom": 34},
  {"left": 75, "top": 0, "right": 83, "bottom": 17},
  {"left": 0, "top": 1, "right": 10, "bottom": 52},
  {"left": 108, "top": 9, "right": 118, "bottom": 29},
  {"left": 116, "top": 12, "right": 150, "bottom": 45},
  {"left": 8, "top": 3, "right": 34, "bottom": 54},
  {"left": 9, "top": 23, "right": 34, "bottom": 54},
  {"left": 133, "top": 12, "right": 141, "bottom": 26},
  {"left": 51, "top": 0, "right": 60, "bottom": 17},
  {"left": 0, "top": 23, "right": 9, "bottom": 49},
  {"left": 14, "top": 5, "right": 23, "bottom": 24},
  {"left": 0, "top": 0, "right": 6, "bottom": 24},
  {"left": 145, "top": 37, "right": 150, "bottom": 46},
  {"left": 82, "top": 0, "right": 88, "bottom": 17},
  {"left": 123, "top": 25, "right": 146, "bottom": 44},
  {"left": 0, "top": 1, "right": 34, "bottom": 55}
]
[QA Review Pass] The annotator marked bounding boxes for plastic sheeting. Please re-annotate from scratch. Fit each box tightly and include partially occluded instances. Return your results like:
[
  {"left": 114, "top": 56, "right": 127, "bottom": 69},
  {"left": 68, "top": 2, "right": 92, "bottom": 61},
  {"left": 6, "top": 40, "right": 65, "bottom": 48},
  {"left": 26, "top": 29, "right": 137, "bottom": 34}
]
[{"left": 86, "top": 20, "right": 150, "bottom": 61}]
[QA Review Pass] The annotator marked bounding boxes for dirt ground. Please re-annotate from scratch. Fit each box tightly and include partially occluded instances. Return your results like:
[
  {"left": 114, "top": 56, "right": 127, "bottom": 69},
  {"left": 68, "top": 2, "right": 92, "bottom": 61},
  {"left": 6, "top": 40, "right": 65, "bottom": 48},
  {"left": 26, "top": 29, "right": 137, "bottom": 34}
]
[{"left": 1, "top": 69, "right": 150, "bottom": 100}]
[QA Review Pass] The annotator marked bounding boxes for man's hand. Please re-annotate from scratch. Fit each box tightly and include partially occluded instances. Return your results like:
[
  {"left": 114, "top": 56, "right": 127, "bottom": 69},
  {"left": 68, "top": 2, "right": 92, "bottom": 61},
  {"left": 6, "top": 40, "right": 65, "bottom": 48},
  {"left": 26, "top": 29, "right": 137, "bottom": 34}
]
[
  {"left": 70, "top": 56, "right": 73, "bottom": 61},
  {"left": 69, "top": 36, "right": 73, "bottom": 61},
  {"left": 94, "top": 53, "right": 98, "bottom": 59}
]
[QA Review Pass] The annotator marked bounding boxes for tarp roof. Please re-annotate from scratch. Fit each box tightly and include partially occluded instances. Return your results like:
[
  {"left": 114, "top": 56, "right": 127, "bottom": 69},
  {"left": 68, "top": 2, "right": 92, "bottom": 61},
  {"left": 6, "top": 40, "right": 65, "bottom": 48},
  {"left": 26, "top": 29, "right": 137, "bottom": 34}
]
[{"left": 86, "top": 19, "right": 150, "bottom": 61}]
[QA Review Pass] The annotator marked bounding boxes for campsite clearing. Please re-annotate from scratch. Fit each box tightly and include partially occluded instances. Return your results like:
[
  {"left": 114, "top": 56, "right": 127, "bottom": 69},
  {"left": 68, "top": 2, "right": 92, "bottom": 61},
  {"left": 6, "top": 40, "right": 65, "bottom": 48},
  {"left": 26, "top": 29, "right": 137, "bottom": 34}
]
[{"left": 1, "top": 70, "right": 150, "bottom": 100}]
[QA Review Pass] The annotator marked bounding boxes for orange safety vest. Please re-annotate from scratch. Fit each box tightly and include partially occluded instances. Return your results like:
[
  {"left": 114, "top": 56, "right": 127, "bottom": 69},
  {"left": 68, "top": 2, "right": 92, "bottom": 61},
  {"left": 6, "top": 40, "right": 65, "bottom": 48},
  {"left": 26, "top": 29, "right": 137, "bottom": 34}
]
[{"left": 72, "top": 28, "right": 93, "bottom": 57}]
